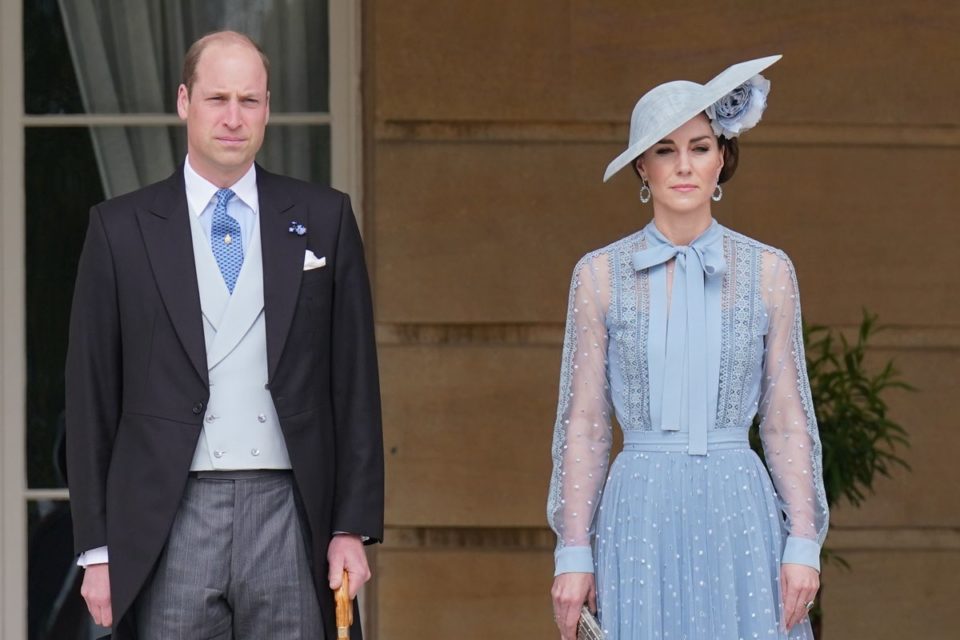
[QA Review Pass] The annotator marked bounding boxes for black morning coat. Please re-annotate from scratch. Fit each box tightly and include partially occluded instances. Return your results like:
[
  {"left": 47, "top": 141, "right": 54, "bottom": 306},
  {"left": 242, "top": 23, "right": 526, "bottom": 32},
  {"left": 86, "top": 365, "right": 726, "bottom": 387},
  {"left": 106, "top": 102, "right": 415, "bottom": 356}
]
[{"left": 65, "top": 164, "right": 384, "bottom": 639}]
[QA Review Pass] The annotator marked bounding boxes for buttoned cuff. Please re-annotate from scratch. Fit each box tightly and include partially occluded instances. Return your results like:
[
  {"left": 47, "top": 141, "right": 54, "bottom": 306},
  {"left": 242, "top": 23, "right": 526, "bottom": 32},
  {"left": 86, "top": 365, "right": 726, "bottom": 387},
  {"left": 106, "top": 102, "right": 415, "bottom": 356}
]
[
  {"left": 554, "top": 546, "right": 595, "bottom": 576},
  {"left": 782, "top": 536, "right": 821, "bottom": 572},
  {"left": 77, "top": 546, "right": 109, "bottom": 567}
]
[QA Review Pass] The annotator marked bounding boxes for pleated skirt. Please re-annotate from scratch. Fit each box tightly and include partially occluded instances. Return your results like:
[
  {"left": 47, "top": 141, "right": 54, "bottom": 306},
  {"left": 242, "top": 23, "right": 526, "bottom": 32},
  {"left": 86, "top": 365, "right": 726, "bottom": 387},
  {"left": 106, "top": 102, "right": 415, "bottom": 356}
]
[{"left": 594, "top": 442, "right": 815, "bottom": 639}]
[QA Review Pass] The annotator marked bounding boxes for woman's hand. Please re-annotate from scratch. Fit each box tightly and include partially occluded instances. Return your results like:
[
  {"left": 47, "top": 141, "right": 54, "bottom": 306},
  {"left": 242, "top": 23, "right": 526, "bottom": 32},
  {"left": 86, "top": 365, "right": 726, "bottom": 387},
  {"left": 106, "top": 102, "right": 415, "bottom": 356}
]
[
  {"left": 781, "top": 563, "right": 819, "bottom": 630},
  {"left": 551, "top": 572, "right": 596, "bottom": 640}
]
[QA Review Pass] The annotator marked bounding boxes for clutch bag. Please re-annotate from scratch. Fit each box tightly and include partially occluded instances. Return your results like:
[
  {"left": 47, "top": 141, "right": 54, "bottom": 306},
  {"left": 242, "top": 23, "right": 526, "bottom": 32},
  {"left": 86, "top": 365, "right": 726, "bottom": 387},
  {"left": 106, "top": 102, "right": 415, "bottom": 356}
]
[{"left": 577, "top": 606, "right": 602, "bottom": 640}]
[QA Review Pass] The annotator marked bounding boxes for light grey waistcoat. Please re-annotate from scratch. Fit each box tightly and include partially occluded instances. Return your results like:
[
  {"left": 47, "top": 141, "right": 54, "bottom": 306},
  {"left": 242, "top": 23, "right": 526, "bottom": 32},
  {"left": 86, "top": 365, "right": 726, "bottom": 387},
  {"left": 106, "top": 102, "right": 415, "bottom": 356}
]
[{"left": 187, "top": 209, "right": 291, "bottom": 470}]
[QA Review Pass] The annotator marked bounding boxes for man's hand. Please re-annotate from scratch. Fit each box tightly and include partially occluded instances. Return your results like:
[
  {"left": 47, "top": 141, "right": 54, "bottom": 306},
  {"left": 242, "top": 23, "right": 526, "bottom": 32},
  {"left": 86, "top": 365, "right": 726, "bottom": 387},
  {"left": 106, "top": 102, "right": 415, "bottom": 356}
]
[
  {"left": 80, "top": 563, "right": 112, "bottom": 628},
  {"left": 781, "top": 563, "right": 819, "bottom": 631},
  {"left": 327, "top": 534, "right": 371, "bottom": 599},
  {"left": 551, "top": 572, "right": 596, "bottom": 640}
]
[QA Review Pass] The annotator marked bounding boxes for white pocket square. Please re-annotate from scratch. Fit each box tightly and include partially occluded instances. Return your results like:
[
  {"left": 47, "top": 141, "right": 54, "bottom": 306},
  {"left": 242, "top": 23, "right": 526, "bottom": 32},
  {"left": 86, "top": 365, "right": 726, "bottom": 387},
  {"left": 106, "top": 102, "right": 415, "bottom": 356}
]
[{"left": 303, "top": 250, "right": 327, "bottom": 270}]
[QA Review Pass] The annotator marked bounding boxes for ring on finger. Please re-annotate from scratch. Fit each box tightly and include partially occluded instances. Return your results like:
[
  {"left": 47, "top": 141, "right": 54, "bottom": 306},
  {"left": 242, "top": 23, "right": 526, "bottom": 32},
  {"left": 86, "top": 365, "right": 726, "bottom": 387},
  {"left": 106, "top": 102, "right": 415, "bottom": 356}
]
[{"left": 804, "top": 600, "right": 815, "bottom": 611}]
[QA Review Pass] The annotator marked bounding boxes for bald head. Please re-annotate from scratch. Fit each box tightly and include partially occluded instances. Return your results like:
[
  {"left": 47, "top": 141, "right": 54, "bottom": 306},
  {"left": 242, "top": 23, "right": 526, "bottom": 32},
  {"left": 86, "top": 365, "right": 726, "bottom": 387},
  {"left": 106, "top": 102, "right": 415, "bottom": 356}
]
[{"left": 182, "top": 31, "right": 270, "bottom": 97}]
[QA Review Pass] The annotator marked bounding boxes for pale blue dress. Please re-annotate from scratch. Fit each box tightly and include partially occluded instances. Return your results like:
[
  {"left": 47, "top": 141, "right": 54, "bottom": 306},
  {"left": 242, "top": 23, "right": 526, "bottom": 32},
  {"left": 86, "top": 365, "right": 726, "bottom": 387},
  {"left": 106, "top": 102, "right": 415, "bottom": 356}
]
[{"left": 547, "top": 219, "right": 828, "bottom": 639}]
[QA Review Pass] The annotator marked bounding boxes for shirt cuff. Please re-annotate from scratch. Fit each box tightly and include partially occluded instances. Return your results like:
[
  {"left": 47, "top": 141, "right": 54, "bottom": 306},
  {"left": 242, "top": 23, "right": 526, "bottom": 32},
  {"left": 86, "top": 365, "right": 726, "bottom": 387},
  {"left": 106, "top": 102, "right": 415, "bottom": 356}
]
[
  {"left": 333, "top": 531, "right": 370, "bottom": 543},
  {"left": 77, "top": 546, "right": 109, "bottom": 567},
  {"left": 554, "top": 546, "right": 595, "bottom": 576},
  {"left": 782, "top": 536, "right": 821, "bottom": 572}
]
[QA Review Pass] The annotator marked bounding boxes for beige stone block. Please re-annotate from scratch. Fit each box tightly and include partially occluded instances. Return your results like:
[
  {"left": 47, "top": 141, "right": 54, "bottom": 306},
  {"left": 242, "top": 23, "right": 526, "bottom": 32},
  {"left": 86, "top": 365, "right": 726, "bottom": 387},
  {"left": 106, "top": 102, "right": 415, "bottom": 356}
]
[
  {"left": 374, "top": 547, "right": 556, "bottom": 639},
  {"left": 820, "top": 550, "right": 957, "bottom": 638},
  {"left": 827, "top": 348, "right": 960, "bottom": 528},
  {"left": 373, "top": 0, "right": 960, "bottom": 126},
  {"left": 371, "top": 545, "right": 954, "bottom": 639},
  {"left": 567, "top": 1, "right": 960, "bottom": 127},
  {"left": 717, "top": 145, "right": 960, "bottom": 327},
  {"left": 373, "top": 141, "right": 959, "bottom": 326},
  {"left": 378, "top": 345, "right": 957, "bottom": 531},
  {"left": 381, "top": 344, "right": 561, "bottom": 527},
  {"left": 373, "top": 141, "right": 634, "bottom": 324},
  {"left": 373, "top": 0, "right": 573, "bottom": 122}
]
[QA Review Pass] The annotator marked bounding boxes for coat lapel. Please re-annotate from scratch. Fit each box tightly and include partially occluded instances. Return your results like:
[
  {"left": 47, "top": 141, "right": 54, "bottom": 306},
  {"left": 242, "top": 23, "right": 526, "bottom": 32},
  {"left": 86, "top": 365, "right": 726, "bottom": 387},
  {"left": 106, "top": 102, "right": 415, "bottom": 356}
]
[
  {"left": 136, "top": 169, "right": 208, "bottom": 384},
  {"left": 256, "top": 165, "right": 302, "bottom": 380}
]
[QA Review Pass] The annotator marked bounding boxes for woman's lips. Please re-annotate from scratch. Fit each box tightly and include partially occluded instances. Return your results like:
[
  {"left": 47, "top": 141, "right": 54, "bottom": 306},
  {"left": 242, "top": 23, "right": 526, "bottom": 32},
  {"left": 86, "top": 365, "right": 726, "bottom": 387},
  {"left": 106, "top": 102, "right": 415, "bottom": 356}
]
[{"left": 670, "top": 184, "right": 698, "bottom": 192}]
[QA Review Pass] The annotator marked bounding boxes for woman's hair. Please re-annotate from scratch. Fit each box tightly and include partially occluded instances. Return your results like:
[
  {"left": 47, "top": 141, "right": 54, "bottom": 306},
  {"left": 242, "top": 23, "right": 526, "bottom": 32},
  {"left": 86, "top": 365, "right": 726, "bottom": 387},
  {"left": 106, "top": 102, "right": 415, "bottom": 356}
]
[
  {"left": 717, "top": 136, "right": 739, "bottom": 184},
  {"left": 631, "top": 135, "right": 740, "bottom": 184}
]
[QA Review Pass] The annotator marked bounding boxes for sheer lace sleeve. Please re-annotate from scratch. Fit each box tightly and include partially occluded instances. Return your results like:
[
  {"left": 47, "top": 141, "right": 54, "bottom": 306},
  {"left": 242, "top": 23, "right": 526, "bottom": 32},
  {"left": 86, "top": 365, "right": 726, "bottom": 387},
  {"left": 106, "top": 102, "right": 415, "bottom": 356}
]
[
  {"left": 758, "top": 251, "right": 829, "bottom": 571},
  {"left": 547, "top": 253, "right": 614, "bottom": 575}
]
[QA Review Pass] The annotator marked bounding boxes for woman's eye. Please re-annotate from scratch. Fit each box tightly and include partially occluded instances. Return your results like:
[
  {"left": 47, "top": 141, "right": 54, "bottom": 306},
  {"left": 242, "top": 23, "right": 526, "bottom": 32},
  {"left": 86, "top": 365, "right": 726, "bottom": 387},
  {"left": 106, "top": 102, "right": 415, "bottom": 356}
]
[
  {"left": 655, "top": 148, "right": 673, "bottom": 155},
  {"left": 694, "top": 146, "right": 709, "bottom": 152}
]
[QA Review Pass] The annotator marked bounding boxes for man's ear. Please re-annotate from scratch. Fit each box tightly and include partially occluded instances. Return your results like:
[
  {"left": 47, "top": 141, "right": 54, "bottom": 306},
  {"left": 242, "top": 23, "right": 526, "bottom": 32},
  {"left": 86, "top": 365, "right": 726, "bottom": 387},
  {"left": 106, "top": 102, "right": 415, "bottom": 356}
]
[
  {"left": 176, "top": 84, "right": 190, "bottom": 121},
  {"left": 265, "top": 90, "right": 271, "bottom": 125}
]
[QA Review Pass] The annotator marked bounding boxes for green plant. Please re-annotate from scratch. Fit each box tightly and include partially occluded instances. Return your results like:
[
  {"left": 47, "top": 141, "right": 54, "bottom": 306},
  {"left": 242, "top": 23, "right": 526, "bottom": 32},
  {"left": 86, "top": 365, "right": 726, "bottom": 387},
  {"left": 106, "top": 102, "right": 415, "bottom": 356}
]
[
  {"left": 805, "top": 312, "right": 912, "bottom": 516},
  {"left": 750, "top": 310, "right": 913, "bottom": 637}
]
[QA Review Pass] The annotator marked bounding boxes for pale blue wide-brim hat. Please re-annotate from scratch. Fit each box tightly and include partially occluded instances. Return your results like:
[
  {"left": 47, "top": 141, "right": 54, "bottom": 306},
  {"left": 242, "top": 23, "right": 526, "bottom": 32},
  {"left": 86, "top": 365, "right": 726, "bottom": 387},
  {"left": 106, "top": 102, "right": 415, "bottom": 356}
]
[{"left": 603, "top": 55, "right": 782, "bottom": 182}]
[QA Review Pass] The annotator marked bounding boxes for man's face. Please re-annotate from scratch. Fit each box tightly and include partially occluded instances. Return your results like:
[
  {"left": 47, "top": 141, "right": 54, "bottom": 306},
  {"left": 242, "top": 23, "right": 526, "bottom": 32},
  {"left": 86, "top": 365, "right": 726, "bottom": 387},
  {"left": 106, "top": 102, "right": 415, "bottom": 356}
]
[{"left": 177, "top": 42, "right": 270, "bottom": 184}]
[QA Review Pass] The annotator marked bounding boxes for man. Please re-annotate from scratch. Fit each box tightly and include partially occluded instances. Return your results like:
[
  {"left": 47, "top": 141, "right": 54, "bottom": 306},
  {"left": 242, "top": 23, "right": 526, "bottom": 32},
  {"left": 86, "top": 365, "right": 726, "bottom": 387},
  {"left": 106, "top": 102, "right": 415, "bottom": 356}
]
[{"left": 66, "top": 31, "right": 383, "bottom": 639}]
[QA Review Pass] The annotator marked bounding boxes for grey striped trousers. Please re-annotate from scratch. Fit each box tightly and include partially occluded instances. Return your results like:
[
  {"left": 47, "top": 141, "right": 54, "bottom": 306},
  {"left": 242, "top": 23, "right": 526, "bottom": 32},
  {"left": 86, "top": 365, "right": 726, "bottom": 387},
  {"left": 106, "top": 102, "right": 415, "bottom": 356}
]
[{"left": 134, "top": 470, "right": 323, "bottom": 639}]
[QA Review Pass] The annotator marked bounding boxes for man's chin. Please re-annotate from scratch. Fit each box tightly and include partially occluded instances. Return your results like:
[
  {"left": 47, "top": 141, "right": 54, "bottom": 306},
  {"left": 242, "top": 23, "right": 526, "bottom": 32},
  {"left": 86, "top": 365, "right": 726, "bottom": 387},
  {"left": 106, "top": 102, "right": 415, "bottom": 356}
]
[
  {"left": 213, "top": 144, "right": 248, "bottom": 157},
  {"left": 211, "top": 152, "right": 255, "bottom": 172}
]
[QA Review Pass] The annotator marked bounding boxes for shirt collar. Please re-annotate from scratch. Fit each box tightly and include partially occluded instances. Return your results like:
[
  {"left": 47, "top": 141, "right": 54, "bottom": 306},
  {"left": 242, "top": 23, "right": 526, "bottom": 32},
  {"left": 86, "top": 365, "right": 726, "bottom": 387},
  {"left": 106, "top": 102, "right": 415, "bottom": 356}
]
[{"left": 183, "top": 158, "right": 259, "bottom": 217}]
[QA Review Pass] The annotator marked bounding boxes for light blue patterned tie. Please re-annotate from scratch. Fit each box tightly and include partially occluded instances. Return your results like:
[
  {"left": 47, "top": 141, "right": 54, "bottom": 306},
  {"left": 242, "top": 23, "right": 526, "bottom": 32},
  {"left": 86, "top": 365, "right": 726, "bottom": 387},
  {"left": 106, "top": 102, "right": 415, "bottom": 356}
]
[
  {"left": 632, "top": 222, "right": 726, "bottom": 455},
  {"left": 210, "top": 188, "right": 243, "bottom": 293}
]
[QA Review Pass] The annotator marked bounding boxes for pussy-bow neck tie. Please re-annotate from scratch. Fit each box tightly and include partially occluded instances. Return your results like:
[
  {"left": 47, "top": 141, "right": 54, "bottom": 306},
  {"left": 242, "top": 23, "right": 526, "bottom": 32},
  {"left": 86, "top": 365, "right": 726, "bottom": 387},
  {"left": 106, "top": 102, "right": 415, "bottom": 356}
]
[{"left": 632, "top": 221, "right": 726, "bottom": 455}]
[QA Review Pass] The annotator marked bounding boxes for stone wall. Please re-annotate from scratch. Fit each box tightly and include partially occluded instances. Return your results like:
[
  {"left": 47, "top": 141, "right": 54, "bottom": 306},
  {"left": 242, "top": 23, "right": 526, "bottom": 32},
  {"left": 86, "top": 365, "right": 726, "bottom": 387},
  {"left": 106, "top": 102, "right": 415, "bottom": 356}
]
[{"left": 363, "top": 2, "right": 960, "bottom": 637}]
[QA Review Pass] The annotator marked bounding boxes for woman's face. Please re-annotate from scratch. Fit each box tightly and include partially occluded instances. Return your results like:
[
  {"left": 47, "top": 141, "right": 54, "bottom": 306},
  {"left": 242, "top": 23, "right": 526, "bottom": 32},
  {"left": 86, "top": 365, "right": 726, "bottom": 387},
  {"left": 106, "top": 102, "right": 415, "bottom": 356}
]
[{"left": 635, "top": 114, "right": 724, "bottom": 215}]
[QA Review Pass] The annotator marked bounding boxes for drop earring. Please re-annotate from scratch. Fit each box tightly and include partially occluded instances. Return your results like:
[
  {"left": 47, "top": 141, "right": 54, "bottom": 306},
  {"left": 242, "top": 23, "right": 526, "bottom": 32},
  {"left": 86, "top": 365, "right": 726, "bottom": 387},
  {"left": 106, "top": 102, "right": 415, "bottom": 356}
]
[
  {"left": 712, "top": 184, "right": 723, "bottom": 202},
  {"left": 639, "top": 178, "right": 651, "bottom": 204}
]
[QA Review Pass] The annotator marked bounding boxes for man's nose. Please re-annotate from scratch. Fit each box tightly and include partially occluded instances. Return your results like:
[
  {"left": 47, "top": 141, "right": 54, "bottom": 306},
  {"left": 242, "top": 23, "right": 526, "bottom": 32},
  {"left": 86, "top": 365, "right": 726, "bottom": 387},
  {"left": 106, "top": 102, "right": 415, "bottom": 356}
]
[{"left": 223, "top": 99, "right": 242, "bottom": 127}]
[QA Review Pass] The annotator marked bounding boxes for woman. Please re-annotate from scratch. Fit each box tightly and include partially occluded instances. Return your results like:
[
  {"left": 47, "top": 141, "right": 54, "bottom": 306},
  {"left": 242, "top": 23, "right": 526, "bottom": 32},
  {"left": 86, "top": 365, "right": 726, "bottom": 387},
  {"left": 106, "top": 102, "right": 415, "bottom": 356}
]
[{"left": 547, "top": 56, "right": 828, "bottom": 639}]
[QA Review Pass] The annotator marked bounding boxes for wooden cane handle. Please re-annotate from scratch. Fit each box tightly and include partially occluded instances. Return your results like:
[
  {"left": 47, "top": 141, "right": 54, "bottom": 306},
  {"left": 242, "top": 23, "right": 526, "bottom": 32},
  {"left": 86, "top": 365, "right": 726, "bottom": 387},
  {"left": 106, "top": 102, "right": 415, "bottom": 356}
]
[{"left": 335, "top": 570, "right": 353, "bottom": 638}]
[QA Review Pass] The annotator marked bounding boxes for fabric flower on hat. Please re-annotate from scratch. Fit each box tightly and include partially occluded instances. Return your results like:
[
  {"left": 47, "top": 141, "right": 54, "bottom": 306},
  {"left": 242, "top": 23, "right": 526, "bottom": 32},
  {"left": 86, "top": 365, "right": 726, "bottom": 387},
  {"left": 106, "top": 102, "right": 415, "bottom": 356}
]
[{"left": 705, "top": 74, "right": 771, "bottom": 138}]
